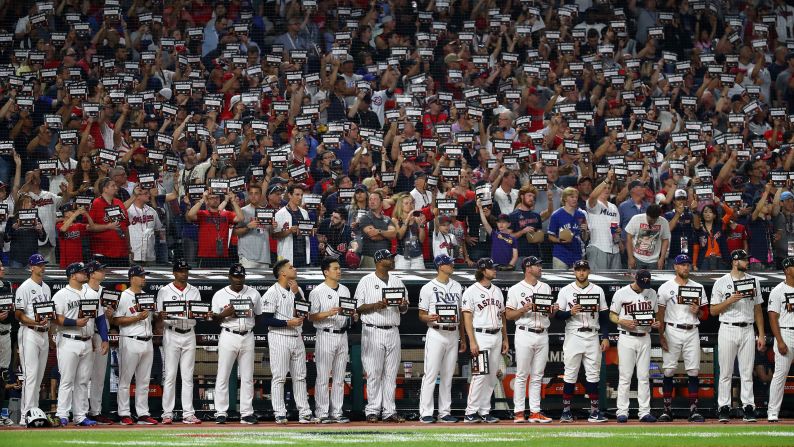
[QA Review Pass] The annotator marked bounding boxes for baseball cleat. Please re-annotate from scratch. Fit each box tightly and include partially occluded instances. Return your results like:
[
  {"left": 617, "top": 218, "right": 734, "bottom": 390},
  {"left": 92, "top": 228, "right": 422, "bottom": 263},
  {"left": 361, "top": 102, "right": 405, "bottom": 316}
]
[
  {"left": 464, "top": 414, "right": 481, "bottom": 423},
  {"left": 640, "top": 414, "right": 657, "bottom": 423},
  {"left": 438, "top": 415, "right": 458, "bottom": 423},
  {"left": 161, "top": 417, "right": 173, "bottom": 425},
  {"left": 120, "top": 416, "right": 135, "bottom": 426},
  {"left": 420, "top": 416, "right": 435, "bottom": 424},
  {"left": 275, "top": 416, "right": 288, "bottom": 425},
  {"left": 658, "top": 412, "right": 673, "bottom": 422},
  {"left": 182, "top": 415, "right": 202, "bottom": 424},
  {"left": 215, "top": 415, "right": 227, "bottom": 424},
  {"left": 93, "top": 415, "right": 115, "bottom": 425},
  {"left": 366, "top": 414, "right": 379, "bottom": 423},
  {"left": 320, "top": 417, "right": 335, "bottom": 424},
  {"left": 588, "top": 411, "right": 607, "bottom": 423},
  {"left": 59, "top": 417, "right": 69, "bottom": 427},
  {"left": 529, "top": 412, "right": 552, "bottom": 423},
  {"left": 482, "top": 414, "right": 499, "bottom": 424},
  {"left": 688, "top": 412, "right": 704, "bottom": 423},
  {"left": 335, "top": 416, "right": 351, "bottom": 424},
  {"left": 513, "top": 412, "right": 527, "bottom": 424},
  {"left": 137, "top": 416, "right": 158, "bottom": 425},
  {"left": 769, "top": 418, "right": 779, "bottom": 423},
  {"left": 78, "top": 418, "right": 97, "bottom": 427},
  {"left": 718, "top": 406, "right": 730, "bottom": 423},
  {"left": 299, "top": 415, "right": 320, "bottom": 424},
  {"left": 560, "top": 411, "right": 574, "bottom": 423},
  {"left": 742, "top": 405, "right": 757, "bottom": 422},
  {"left": 241, "top": 415, "right": 258, "bottom": 424},
  {"left": 382, "top": 414, "right": 405, "bottom": 423},
  {"left": 617, "top": 415, "right": 628, "bottom": 423}
]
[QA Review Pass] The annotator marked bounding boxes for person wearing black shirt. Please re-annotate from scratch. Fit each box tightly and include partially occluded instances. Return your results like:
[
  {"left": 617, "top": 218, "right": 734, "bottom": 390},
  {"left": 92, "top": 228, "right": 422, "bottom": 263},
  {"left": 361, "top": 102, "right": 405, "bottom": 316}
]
[{"left": 458, "top": 197, "right": 502, "bottom": 266}]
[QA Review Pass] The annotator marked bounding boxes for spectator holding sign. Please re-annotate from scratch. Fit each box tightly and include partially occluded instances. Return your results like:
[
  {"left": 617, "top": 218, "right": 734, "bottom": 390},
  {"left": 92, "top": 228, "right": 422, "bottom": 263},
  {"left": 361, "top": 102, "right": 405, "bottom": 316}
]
[
  {"left": 88, "top": 178, "right": 130, "bottom": 267},
  {"left": 4, "top": 195, "right": 47, "bottom": 268},
  {"left": 186, "top": 190, "right": 243, "bottom": 267},
  {"left": 274, "top": 184, "right": 312, "bottom": 268}
]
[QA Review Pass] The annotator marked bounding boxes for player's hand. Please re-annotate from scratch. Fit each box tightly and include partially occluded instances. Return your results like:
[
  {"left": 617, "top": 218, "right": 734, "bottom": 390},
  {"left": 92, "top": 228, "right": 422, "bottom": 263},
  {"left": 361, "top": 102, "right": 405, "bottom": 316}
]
[
  {"left": 651, "top": 321, "right": 661, "bottom": 329},
  {"left": 571, "top": 304, "right": 582, "bottom": 315},
  {"left": 220, "top": 304, "right": 235, "bottom": 318},
  {"left": 76, "top": 317, "right": 89, "bottom": 327},
  {"left": 399, "top": 298, "right": 409, "bottom": 311},
  {"left": 659, "top": 334, "right": 669, "bottom": 352},
  {"left": 329, "top": 307, "right": 342, "bottom": 316},
  {"left": 689, "top": 302, "right": 700, "bottom": 315},
  {"left": 377, "top": 299, "right": 389, "bottom": 310},
  {"left": 622, "top": 319, "right": 637, "bottom": 330},
  {"left": 288, "top": 280, "right": 299, "bottom": 294},
  {"left": 628, "top": 258, "right": 636, "bottom": 270},
  {"left": 600, "top": 339, "right": 609, "bottom": 352},
  {"left": 779, "top": 341, "right": 789, "bottom": 356},
  {"left": 521, "top": 302, "right": 532, "bottom": 313},
  {"left": 757, "top": 337, "right": 766, "bottom": 352},
  {"left": 100, "top": 341, "right": 109, "bottom": 355},
  {"left": 287, "top": 317, "right": 305, "bottom": 327},
  {"left": 459, "top": 338, "right": 467, "bottom": 353},
  {"left": 0, "top": 311, "right": 7, "bottom": 320},
  {"left": 502, "top": 339, "right": 509, "bottom": 355},
  {"left": 137, "top": 310, "right": 149, "bottom": 321},
  {"left": 730, "top": 292, "right": 743, "bottom": 303},
  {"left": 470, "top": 341, "right": 480, "bottom": 357},
  {"left": 427, "top": 314, "right": 439, "bottom": 322}
]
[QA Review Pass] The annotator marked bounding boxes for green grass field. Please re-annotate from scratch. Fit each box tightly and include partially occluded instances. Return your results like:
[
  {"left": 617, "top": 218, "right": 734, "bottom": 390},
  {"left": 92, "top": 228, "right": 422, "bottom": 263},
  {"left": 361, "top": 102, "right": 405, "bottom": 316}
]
[{"left": 2, "top": 425, "right": 794, "bottom": 447}]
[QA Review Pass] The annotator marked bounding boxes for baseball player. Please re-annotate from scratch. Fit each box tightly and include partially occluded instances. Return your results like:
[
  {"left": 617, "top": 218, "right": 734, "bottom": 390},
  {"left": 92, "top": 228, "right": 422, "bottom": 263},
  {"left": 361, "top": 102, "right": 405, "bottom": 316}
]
[
  {"left": 553, "top": 259, "right": 609, "bottom": 423},
  {"left": 262, "top": 259, "right": 318, "bottom": 424},
  {"left": 655, "top": 254, "right": 708, "bottom": 423},
  {"left": 14, "top": 254, "right": 52, "bottom": 423},
  {"left": 505, "top": 256, "right": 557, "bottom": 423},
  {"left": 710, "top": 249, "right": 765, "bottom": 423},
  {"left": 355, "top": 248, "right": 409, "bottom": 423},
  {"left": 210, "top": 263, "right": 263, "bottom": 424},
  {"left": 156, "top": 259, "right": 204, "bottom": 425},
  {"left": 609, "top": 269, "right": 659, "bottom": 423},
  {"left": 52, "top": 262, "right": 97, "bottom": 426},
  {"left": 418, "top": 254, "right": 465, "bottom": 424},
  {"left": 83, "top": 260, "right": 113, "bottom": 425},
  {"left": 0, "top": 259, "right": 14, "bottom": 426},
  {"left": 112, "top": 265, "right": 157, "bottom": 425},
  {"left": 309, "top": 257, "right": 353, "bottom": 424},
  {"left": 765, "top": 256, "right": 794, "bottom": 423},
  {"left": 462, "top": 257, "right": 508, "bottom": 424}
]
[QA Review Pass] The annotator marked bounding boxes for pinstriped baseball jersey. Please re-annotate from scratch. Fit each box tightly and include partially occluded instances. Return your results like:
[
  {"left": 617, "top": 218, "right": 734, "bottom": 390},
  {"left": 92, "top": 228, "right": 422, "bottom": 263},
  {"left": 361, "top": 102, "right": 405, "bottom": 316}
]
[
  {"left": 354, "top": 272, "right": 407, "bottom": 326},
  {"left": 555, "top": 281, "right": 607, "bottom": 336},
  {"left": 53, "top": 285, "right": 94, "bottom": 338},
  {"left": 609, "top": 285, "right": 658, "bottom": 334},
  {"left": 657, "top": 278, "right": 708, "bottom": 326},
  {"left": 263, "top": 282, "right": 304, "bottom": 336},
  {"left": 768, "top": 281, "right": 794, "bottom": 327},
  {"left": 14, "top": 278, "right": 52, "bottom": 328},
  {"left": 461, "top": 282, "right": 504, "bottom": 330},
  {"left": 710, "top": 273, "right": 763, "bottom": 323},
  {"left": 156, "top": 283, "right": 201, "bottom": 331},
  {"left": 114, "top": 289, "right": 153, "bottom": 338},
  {"left": 211, "top": 285, "right": 263, "bottom": 332},
  {"left": 309, "top": 282, "right": 351, "bottom": 331},
  {"left": 418, "top": 278, "right": 463, "bottom": 325},
  {"left": 506, "top": 280, "right": 552, "bottom": 330}
]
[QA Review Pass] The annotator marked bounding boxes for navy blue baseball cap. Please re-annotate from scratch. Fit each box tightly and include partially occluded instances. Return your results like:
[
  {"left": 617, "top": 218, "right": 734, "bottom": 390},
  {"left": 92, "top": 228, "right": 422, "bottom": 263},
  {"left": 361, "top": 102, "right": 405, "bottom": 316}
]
[
  {"left": 85, "top": 260, "right": 107, "bottom": 274},
  {"left": 229, "top": 263, "right": 246, "bottom": 277},
  {"left": 731, "top": 249, "right": 749, "bottom": 261},
  {"left": 674, "top": 254, "right": 692, "bottom": 265},
  {"left": 636, "top": 269, "right": 652, "bottom": 290},
  {"left": 173, "top": 259, "right": 191, "bottom": 271},
  {"left": 28, "top": 254, "right": 47, "bottom": 266},
  {"left": 374, "top": 249, "right": 396, "bottom": 263},
  {"left": 522, "top": 256, "right": 543, "bottom": 270},
  {"left": 128, "top": 265, "right": 148, "bottom": 278},
  {"left": 434, "top": 254, "right": 454, "bottom": 269},
  {"left": 573, "top": 259, "right": 590, "bottom": 270},
  {"left": 65, "top": 262, "right": 87, "bottom": 278},
  {"left": 477, "top": 258, "right": 495, "bottom": 270}
]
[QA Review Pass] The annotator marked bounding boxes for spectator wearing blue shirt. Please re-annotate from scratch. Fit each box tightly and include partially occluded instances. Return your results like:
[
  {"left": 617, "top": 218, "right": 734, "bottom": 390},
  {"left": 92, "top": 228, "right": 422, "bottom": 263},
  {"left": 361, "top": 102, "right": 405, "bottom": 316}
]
[
  {"left": 548, "top": 187, "right": 590, "bottom": 269},
  {"left": 508, "top": 185, "right": 551, "bottom": 259},
  {"left": 619, "top": 180, "right": 650, "bottom": 238},
  {"left": 664, "top": 189, "right": 696, "bottom": 268}
]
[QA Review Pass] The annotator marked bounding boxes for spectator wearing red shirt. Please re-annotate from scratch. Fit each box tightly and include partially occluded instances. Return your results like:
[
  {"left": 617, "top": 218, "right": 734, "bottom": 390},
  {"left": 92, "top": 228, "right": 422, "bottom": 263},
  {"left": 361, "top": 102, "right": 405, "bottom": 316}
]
[
  {"left": 421, "top": 98, "right": 448, "bottom": 138},
  {"left": 186, "top": 190, "right": 244, "bottom": 267},
  {"left": 56, "top": 203, "right": 93, "bottom": 268},
  {"left": 88, "top": 178, "right": 131, "bottom": 266}
]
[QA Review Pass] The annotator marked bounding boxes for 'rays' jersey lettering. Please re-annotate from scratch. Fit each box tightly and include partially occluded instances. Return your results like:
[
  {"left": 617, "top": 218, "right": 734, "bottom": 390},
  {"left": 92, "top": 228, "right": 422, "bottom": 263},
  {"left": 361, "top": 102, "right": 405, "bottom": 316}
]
[{"left": 418, "top": 278, "right": 464, "bottom": 327}]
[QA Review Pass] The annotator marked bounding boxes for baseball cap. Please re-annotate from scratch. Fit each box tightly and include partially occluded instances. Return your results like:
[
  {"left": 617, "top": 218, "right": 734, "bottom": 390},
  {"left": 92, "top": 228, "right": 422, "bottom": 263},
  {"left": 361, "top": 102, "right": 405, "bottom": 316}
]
[
  {"left": 345, "top": 250, "right": 361, "bottom": 269},
  {"left": 267, "top": 183, "right": 285, "bottom": 195},
  {"left": 573, "top": 259, "right": 590, "bottom": 270},
  {"left": 374, "top": 249, "right": 396, "bottom": 263},
  {"left": 331, "top": 159, "right": 343, "bottom": 170},
  {"left": 28, "top": 254, "right": 47, "bottom": 266},
  {"left": 636, "top": 269, "right": 652, "bottom": 290},
  {"left": 628, "top": 180, "right": 646, "bottom": 191},
  {"left": 173, "top": 259, "right": 191, "bottom": 271},
  {"left": 65, "top": 262, "right": 87, "bottom": 278},
  {"left": 731, "top": 249, "right": 749, "bottom": 261},
  {"left": 354, "top": 184, "right": 369, "bottom": 193},
  {"left": 674, "top": 189, "right": 688, "bottom": 199},
  {"left": 158, "top": 88, "right": 173, "bottom": 100},
  {"left": 674, "top": 254, "right": 692, "bottom": 265},
  {"left": 522, "top": 256, "right": 543, "bottom": 270},
  {"left": 85, "top": 260, "right": 106, "bottom": 274},
  {"left": 229, "top": 263, "right": 246, "bottom": 277},
  {"left": 477, "top": 258, "right": 495, "bottom": 270},
  {"left": 59, "top": 202, "right": 78, "bottom": 213},
  {"left": 782, "top": 191, "right": 794, "bottom": 201},
  {"left": 433, "top": 254, "right": 454, "bottom": 269},
  {"left": 128, "top": 265, "right": 148, "bottom": 278},
  {"left": 783, "top": 257, "right": 794, "bottom": 269},
  {"left": 497, "top": 213, "right": 510, "bottom": 222}
]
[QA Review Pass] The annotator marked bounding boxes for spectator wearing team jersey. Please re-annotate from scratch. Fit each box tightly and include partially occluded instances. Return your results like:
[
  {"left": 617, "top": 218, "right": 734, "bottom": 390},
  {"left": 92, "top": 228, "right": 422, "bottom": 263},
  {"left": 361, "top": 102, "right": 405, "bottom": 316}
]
[
  {"left": 508, "top": 185, "right": 549, "bottom": 260},
  {"left": 56, "top": 203, "right": 93, "bottom": 268},
  {"left": 548, "top": 187, "right": 589, "bottom": 269},
  {"left": 127, "top": 187, "right": 164, "bottom": 266},
  {"left": 410, "top": 172, "right": 433, "bottom": 211},
  {"left": 19, "top": 171, "right": 60, "bottom": 264},
  {"left": 625, "top": 204, "right": 671, "bottom": 270},
  {"left": 274, "top": 184, "right": 313, "bottom": 268},
  {"left": 586, "top": 172, "right": 621, "bottom": 271},
  {"left": 89, "top": 177, "right": 131, "bottom": 267},
  {"left": 186, "top": 190, "right": 243, "bottom": 267}
]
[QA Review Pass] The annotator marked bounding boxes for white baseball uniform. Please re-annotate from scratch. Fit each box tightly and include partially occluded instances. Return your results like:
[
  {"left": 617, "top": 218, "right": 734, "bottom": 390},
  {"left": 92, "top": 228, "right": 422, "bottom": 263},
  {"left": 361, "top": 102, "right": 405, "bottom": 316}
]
[
  {"left": 765, "top": 281, "right": 794, "bottom": 420},
  {"left": 556, "top": 281, "right": 608, "bottom": 384},
  {"left": 0, "top": 280, "right": 13, "bottom": 371},
  {"left": 657, "top": 278, "right": 708, "bottom": 375},
  {"left": 114, "top": 289, "right": 154, "bottom": 418},
  {"left": 14, "top": 277, "right": 52, "bottom": 418},
  {"left": 710, "top": 272, "right": 763, "bottom": 408},
  {"left": 418, "top": 277, "right": 463, "bottom": 419},
  {"left": 610, "top": 284, "right": 657, "bottom": 419},
  {"left": 53, "top": 285, "right": 96, "bottom": 423},
  {"left": 262, "top": 282, "right": 312, "bottom": 419},
  {"left": 309, "top": 282, "right": 352, "bottom": 420},
  {"left": 355, "top": 272, "right": 407, "bottom": 419},
  {"left": 156, "top": 282, "right": 201, "bottom": 420},
  {"left": 127, "top": 203, "right": 164, "bottom": 263},
  {"left": 84, "top": 284, "right": 108, "bottom": 418},
  {"left": 462, "top": 281, "right": 505, "bottom": 416},
  {"left": 506, "top": 279, "right": 552, "bottom": 414},
  {"left": 210, "top": 285, "right": 263, "bottom": 418}
]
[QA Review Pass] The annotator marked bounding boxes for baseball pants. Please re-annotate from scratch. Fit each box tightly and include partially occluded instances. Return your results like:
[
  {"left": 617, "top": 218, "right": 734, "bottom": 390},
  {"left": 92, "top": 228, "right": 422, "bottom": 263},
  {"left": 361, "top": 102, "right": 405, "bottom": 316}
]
[
  {"left": 55, "top": 336, "right": 93, "bottom": 423},
  {"left": 361, "top": 326, "right": 401, "bottom": 418},
  {"left": 419, "top": 328, "right": 459, "bottom": 418},
  {"left": 117, "top": 338, "right": 154, "bottom": 418},
  {"left": 18, "top": 327, "right": 49, "bottom": 417},
  {"left": 314, "top": 331, "right": 348, "bottom": 420},
  {"left": 616, "top": 333, "right": 651, "bottom": 419},
  {"left": 89, "top": 333, "right": 108, "bottom": 416},
  {"left": 465, "top": 332, "right": 502, "bottom": 416},
  {"left": 214, "top": 331, "right": 255, "bottom": 418},
  {"left": 513, "top": 330, "right": 549, "bottom": 414},
  {"left": 161, "top": 329, "right": 197, "bottom": 419},
  {"left": 563, "top": 333, "right": 602, "bottom": 384},
  {"left": 767, "top": 328, "right": 794, "bottom": 420},
  {"left": 269, "top": 333, "right": 311, "bottom": 418},
  {"left": 661, "top": 326, "right": 701, "bottom": 373},
  {"left": 0, "top": 330, "right": 10, "bottom": 370},
  {"left": 717, "top": 324, "right": 755, "bottom": 408}
]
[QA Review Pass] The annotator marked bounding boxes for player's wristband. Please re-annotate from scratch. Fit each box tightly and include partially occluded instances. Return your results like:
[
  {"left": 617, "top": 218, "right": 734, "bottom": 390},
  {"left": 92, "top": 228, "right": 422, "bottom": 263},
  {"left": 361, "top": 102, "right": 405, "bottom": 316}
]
[{"left": 64, "top": 318, "right": 77, "bottom": 327}]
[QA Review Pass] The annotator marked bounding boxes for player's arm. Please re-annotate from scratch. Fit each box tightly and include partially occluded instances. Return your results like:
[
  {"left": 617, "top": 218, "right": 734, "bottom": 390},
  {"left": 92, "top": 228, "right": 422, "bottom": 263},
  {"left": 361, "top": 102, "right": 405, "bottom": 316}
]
[
  {"left": 418, "top": 309, "right": 438, "bottom": 324},
  {"left": 769, "top": 310, "right": 789, "bottom": 355},
  {"left": 754, "top": 303, "right": 766, "bottom": 351},
  {"left": 501, "top": 312, "right": 509, "bottom": 354},
  {"left": 609, "top": 310, "right": 636, "bottom": 330},
  {"left": 710, "top": 287, "right": 742, "bottom": 316},
  {"left": 463, "top": 310, "right": 478, "bottom": 356},
  {"left": 112, "top": 311, "right": 149, "bottom": 326},
  {"left": 598, "top": 310, "right": 611, "bottom": 350}
]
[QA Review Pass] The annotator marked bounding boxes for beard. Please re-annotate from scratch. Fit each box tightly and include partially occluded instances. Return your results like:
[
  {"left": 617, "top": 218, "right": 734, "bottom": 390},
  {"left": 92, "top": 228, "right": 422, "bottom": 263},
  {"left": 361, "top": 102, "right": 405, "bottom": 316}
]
[
  {"left": 737, "top": 264, "right": 747, "bottom": 272},
  {"left": 677, "top": 271, "right": 689, "bottom": 281}
]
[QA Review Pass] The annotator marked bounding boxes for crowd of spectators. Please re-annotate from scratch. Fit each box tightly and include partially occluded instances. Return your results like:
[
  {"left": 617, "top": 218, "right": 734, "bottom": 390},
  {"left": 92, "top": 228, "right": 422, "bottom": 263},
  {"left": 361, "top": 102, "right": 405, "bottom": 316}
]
[{"left": 0, "top": 0, "right": 793, "bottom": 271}]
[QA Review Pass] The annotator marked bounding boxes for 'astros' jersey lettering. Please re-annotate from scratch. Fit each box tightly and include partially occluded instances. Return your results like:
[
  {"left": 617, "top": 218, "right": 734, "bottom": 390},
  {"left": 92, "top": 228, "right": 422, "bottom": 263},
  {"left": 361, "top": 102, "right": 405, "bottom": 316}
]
[
  {"left": 657, "top": 278, "right": 708, "bottom": 326},
  {"left": 418, "top": 278, "right": 464, "bottom": 327},
  {"left": 461, "top": 282, "right": 505, "bottom": 330},
  {"left": 609, "top": 285, "right": 658, "bottom": 334},
  {"left": 309, "top": 282, "right": 352, "bottom": 331},
  {"left": 263, "top": 282, "right": 304, "bottom": 336},
  {"left": 354, "top": 272, "right": 407, "bottom": 326},
  {"left": 157, "top": 282, "right": 202, "bottom": 331},
  {"left": 506, "top": 280, "right": 552, "bottom": 330},
  {"left": 555, "top": 281, "right": 607, "bottom": 336},
  {"left": 211, "top": 285, "right": 263, "bottom": 332},
  {"left": 15, "top": 278, "right": 52, "bottom": 328},
  {"left": 768, "top": 281, "right": 794, "bottom": 327},
  {"left": 53, "top": 285, "right": 94, "bottom": 338},
  {"left": 710, "top": 273, "right": 763, "bottom": 323}
]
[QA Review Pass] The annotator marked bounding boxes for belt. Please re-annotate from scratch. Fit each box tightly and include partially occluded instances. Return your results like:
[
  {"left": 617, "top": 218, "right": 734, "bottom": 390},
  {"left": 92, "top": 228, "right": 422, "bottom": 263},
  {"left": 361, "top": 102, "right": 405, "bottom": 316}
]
[
  {"left": 619, "top": 330, "right": 648, "bottom": 337},
  {"left": 0, "top": 330, "right": 9, "bottom": 336},
  {"left": 62, "top": 333, "right": 91, "bottom": 341},
  {"left": 724, "top": 322, "right": 751, "bottom": 327},
  {"left": 432, "top": 325, "right": 457, "bottom": 331},
  {"left": 223, "top": 327, "right": 250, "bottom": 336},
  {"left": 26, "top": 326, "right": 47, "bottom": 333},
  {"left": 365, "top": 323, "right": 395, "bottom": 330},
  {"left": 321, "top": 328, "right": 347, "bottom": 334},
  {"left": 781, "top": 327, "right": 794, "bottom": 330},
  {"left": 667, "top": 323, "right": 696, "bottom": 330},
  {"left": 269, "top": 331, "right": 299, "bottom": 338},
  {"left": 475, "top": 328, "right": 500, "bottom": 334},
  {"left": 168, "top": 327, "right": 193, "bottom": 334},
  {"left": 577, "top": 327, "right": 595, "bottom": 333},
  {"left": 517, "top": 326, "right": 546, "bottom": 334},
  {"left": 126, "top": 336, "right": 152, "bottom": 342}
]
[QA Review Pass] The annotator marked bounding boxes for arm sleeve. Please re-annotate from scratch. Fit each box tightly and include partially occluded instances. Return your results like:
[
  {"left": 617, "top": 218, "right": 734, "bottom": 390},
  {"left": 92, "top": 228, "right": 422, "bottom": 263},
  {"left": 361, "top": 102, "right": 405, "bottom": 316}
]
[
  {"left": 260, "top": 312, "right": 288, "bottom": 327},
  {"left": 96, "top": 314, "right": 109, "bottom": 342},
  {"left": 599, "top": 310, "right": 611, "bottom": 340},
  {"left": 554, "top": 310, "right": 572, "bottom": 320}
]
